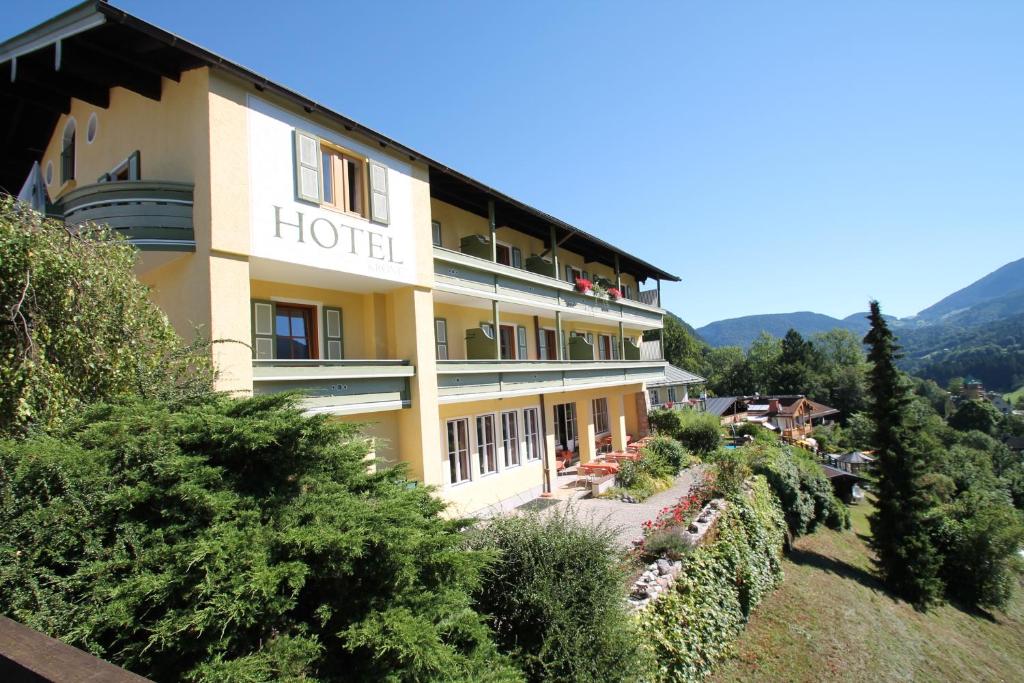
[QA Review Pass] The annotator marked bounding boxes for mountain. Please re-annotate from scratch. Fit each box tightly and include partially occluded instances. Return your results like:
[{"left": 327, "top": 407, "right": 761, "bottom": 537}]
[
  {"left": 695, "top": 257, "right": 1024, "bottom": 349},
  {"left": 696, "top": 312, "right": 859, "bottom": 348},
  {"left": 915, "top": 257, "right": 1024, "bottom": 322}
]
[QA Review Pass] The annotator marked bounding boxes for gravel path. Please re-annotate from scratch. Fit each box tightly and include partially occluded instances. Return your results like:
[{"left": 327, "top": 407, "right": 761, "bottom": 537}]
[{"left": 538, "top": 466, "right": 707, "bottom": 549}]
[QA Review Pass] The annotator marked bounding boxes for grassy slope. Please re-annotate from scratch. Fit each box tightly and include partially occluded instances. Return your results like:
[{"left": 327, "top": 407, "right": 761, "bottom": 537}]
[
  {"left": 710, "top": 501, "right": 1024, "bottom": 682},
  {"left": 1004, "top": 384, "right": 1024, "bottom": 407}
]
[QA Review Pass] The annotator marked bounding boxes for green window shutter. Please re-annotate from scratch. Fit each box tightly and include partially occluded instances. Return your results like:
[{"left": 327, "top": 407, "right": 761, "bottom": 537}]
[
  {"left": 323, "top": 307, "right": 344, "bottom": 359},
  {"left": 294, "top": 129, "right": 322, "bottom": 203},
  {"left": 565, "top": 265, "right": 573, "bottom": 283},
  {"left": 252, "top": 300, "right": 276, "bottom": 359},
  {"left": 368, "top": 160, "right": 390, "bottom": 225},
  {"left": 435, "top": 318, "right": 449, "bottom": 360},
  {"left": 538, "top": 330, "right": 548, "bottom": 359},
  {"left": 612, "top": 335, "right": 620, "bottom": 360},
  {"left": 127, "top": 150, "right": 141, "bottom": 180},
  {"left": 511, "top": 247, "right": 522, "bottom": 269},
  {"left": 517, "top": 325, "right": 528, "bottom": 359},
  {"left": 431, "top": 220, "right": 442, "bottom": 247}
]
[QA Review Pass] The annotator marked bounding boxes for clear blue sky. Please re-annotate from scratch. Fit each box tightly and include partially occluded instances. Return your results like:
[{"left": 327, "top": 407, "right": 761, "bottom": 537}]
[{"left": 9, "top": 1, "right": 1024, "bottom": 327}]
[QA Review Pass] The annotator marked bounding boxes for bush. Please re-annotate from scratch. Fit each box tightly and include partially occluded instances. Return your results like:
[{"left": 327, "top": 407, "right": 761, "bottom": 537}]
[
  {"left": 745, "top": 443, "right": 849, "bottom": 535},
  {"left": 637, "top": 477, "right": 786, "bottom": 682},
  {"left": 643, "top": 434, "right": 693, "bottom": 473},
  {"left": 709, "top": 448, "right": 750, "bottom": 498},
  {"left": 733, "top": 422, "right": 762, "bottom": 439},
  {"left": 0, "top": 199, "right": 211, "bottom": 437},
  {"left": 649, "top": 408, "right": 684, "bottom": 438},
  {"left": 677, "top": 411, "right": 722, "bottom": 454},
  {"left": 468, "top": 510, "right": 649, "bottom": 682},
  {"left": 0, "top": 394, "right": 517, "bottom": 681},
  {"left": 644, "top": 528, "right": 695, "bottom": 561},
  {"left": 932, "top": 488, "right": 1024, "bottom": 609}
]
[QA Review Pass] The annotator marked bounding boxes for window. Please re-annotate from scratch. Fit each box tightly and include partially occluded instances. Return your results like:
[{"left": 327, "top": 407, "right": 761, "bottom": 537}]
[
  {"left": 446, "top": 419, "right": 472, "bottom": 484},
  {"left": 539, "top": 329, "right": 557, "bottom": 360},
  {"left": 523, "top": 408, "right": 542, "bottom": 461},
  {"left": 499, "top": 325, "right": 517, "bottom": 360},
  {"left": 275, "top": 304, "right": 317, "bottom": 359},
  {"left": 60, "top": 119, "right": 76, "bottom": 183},
  {"left": 592, "top": 398, "right": 610, "bottom": 435},
  {"left": 86, "top": 113, "right": 98, "bottom": 144},
  {"left": 321, "top": 145, "right": 365, "bottom": 216},
  {"left": 432, "top": 220, "right": 442, "bottom": 247},
  {"left": 565, "top": 265, "right": 583, "bottom": 284},
  {"left": 517, "top": 325, "right": 528, "bottom": 360},
  {"left": 622, "top": 284, "right": 634, "bottom": 300},
  {"left": 668, "top": 387, "right": 678, "bottom": 402},
  {"left": 496, "top": 244, "right": 511, "bottom": 266},
  {"left": 553, "top": 402, "right": 577, "bottom": 452},
  {"left": 502, "top": 410, "right": 521, "bottom": 467},
  {"left": 598, "top": 334, "right": 613, "bottom": 360},
  {"left": 477, "top": 414, "right": 497, "bottom": 475},
  {"left": 100, "top": 151, "right": 141, "bottom": 183},
  {"left": 649, "top": 389, "right": 660, "bottom": 406},
  {"left": 511, "top": 247, "right": 522, "bottom": 269},
  {"left": 434, "top": 318, "right": 448, "bottom": 360}
]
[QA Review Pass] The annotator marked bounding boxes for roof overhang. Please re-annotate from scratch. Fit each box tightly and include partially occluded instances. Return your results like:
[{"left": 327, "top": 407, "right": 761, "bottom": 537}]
[{"left": 1, "top": 1, "right": 680, "bottom": 284}]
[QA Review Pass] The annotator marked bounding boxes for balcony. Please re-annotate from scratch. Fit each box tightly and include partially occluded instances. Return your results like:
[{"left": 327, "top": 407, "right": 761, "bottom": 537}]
[
  {"left": 56, "top": 180, "right": 195, "bottom": 251},
  {"left": 433, "top": 246, "right": 664, "bottom": 329},
  {"left": 252, "top": 359, "right": 414, "bottom": 415},
  {"left": 436, "top": 359, "right": 667, "bottom": 402}
]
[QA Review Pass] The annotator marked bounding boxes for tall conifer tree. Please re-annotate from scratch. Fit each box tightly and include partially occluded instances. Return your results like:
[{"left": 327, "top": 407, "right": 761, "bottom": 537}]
[{"left": 864, "top": 301, "right": 943, "bottom": 608}]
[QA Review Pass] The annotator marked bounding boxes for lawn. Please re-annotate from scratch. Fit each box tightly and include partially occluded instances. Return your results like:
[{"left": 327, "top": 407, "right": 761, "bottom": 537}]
[
  {"left": 1004, "top": 384, "right": 1024, "bottom": 408},
  {"left": 709, "top": 499, "right": 1024, "bottom": 682}
]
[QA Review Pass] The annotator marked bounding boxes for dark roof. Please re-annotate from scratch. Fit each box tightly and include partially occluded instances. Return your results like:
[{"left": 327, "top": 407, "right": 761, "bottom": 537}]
[
  {"left": 0, "top": 1, "right": 679, "bottom": 284},
  {"left": 822, "top": 464, "right": 863, "bottom": 481},
  {"left": 1005, "top": 436, "right": 1024, "bottom": 451},
  {"left": 836, "top": 451, "right": 874, "bottom": 465},
  {"left": 807, "top": 399, "right": 841, "bottom": 419}
]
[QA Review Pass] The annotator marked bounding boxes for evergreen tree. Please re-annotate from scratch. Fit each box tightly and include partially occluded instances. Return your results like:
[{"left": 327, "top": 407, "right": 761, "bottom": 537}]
[{"left": 863, "top": 301, "right": 944, "bottom": 608}]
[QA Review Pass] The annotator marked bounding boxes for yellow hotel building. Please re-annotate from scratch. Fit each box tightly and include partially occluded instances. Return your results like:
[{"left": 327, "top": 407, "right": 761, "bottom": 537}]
[{"left": 1, "top": 2, "right": 678, "bottom": 515}]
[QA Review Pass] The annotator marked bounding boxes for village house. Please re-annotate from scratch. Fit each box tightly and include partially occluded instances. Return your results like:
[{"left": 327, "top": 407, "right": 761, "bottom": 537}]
[
  {"left": 0, "top": 1, "right": 679, "bottom": 517},
  {"left": 705, "top": 395, "right": 839, "bottom": 442}
]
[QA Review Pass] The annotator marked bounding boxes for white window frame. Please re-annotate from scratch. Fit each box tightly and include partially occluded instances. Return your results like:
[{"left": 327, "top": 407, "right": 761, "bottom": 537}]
[
  {"left": 592, "top": 398, "right": 610, "bottom": 435},
  {"left": 523, "top": 407, "right": 542, "bottom": 461},
  {"left": 501, "top": 410, "right": 522, "bottom": 468},
  {"left": 476, "top": 413, "right": 498, "bottom": 476},
  {"left": 445, "top": 418, "right": 472, "bottom": 485},
  {"left": 649, "top": 389, "right": 660, "bottom": 406}
]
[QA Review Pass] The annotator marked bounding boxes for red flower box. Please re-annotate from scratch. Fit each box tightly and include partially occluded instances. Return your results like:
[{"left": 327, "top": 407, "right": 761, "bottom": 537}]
[{"left": 575, "top": 278, "right": 593, "bottom": 293}]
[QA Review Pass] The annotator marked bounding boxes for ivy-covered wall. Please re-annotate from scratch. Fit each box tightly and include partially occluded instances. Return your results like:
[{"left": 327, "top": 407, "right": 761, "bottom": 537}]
[{"left": 636, "top": 476, "right": 786, "bottom": 682}]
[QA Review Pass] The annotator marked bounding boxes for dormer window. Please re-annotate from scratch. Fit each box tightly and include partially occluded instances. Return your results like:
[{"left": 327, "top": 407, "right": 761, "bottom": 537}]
[{"left": 60, "top": 119, "right": 76, "bottom": 183}]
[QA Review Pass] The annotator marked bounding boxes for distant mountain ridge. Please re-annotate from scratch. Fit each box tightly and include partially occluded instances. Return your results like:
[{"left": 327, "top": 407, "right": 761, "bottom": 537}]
[
  {"left": 695, "top": 256, "right": 1024, "bottom": 349},
  {"left": 915, "top": 257, "right": 1024, "bottom": 322}
]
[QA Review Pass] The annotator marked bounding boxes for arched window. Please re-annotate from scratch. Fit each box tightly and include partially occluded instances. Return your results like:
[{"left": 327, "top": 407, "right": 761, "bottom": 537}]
[{"left": 60, "top": 119, "right": 76, "bottom": 183}]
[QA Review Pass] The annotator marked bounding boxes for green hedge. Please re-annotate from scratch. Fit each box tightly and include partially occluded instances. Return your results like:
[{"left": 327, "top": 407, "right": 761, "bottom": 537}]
[
  {"left": 744, "top": 443, "right": 850, "bottom": 534},
  {"left": 637, "top": 476, "right": 786, "bottom": 682}
]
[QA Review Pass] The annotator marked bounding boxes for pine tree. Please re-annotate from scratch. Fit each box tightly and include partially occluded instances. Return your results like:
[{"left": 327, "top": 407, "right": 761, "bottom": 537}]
[{"left": 863, "top": 300, "right": 944, "bottom": 608}]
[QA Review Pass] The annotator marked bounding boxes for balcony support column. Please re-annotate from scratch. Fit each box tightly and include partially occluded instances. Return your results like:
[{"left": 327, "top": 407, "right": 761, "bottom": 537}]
[
  {"left": 555, "top": 310, "right": 563, "bottom": 361},
  {"left": 611, "top": 392, "right": 628, "bottom": 452},
  {"left": 580, "top": 397, "right": 597, "bottom": 465},
  {"left": 618, "top": 321, "right": 625, "bottom": 360},
  {"left": 614, "top": 254, "right": 621, "bottom": 290},
  {"left": 550, "top": 225, "right": 559, "bottom": 279},
  {"left": 488, "top": 200, "right": 497, "bottom": 263},
  {"left": 492, "top": 299, "right": 501, "bottom": 360}
]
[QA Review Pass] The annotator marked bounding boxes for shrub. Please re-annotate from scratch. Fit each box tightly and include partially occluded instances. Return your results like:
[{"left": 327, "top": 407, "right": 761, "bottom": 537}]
[
  {"left": 637, "top": 477, "right": 786, "bottom": 682},
  {"left": 709, "top": 448, "right": 750, "bottom": 498},
  {"left": 0, "top": 394, "right": 517, "bottom": 681},
  {"left": 931, "top": 488, "right": 1024, "bottom": 609},
  {"left": 648, "top": 408, "right": 684, "bottom": 438},
  {"left": 745, "top": 443, "right": 849, "bottom": 534},
  {"left": 468, "top": 510, "right": 649, "bottom": 682},
  {"left": 677, "top": 411, "right": 722, "bottom": 454},
  {"left": 643, "top": 528, "right": 694, "bottom": 561},
  {"left": 643, "top": 434, "right": 692, "bottom": 473},
  {"left": 0, "top": 198, "right": 211, "bottom": 437},
  {"left": 733, "top": 422, "right": 762, "bottom": 439}
]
